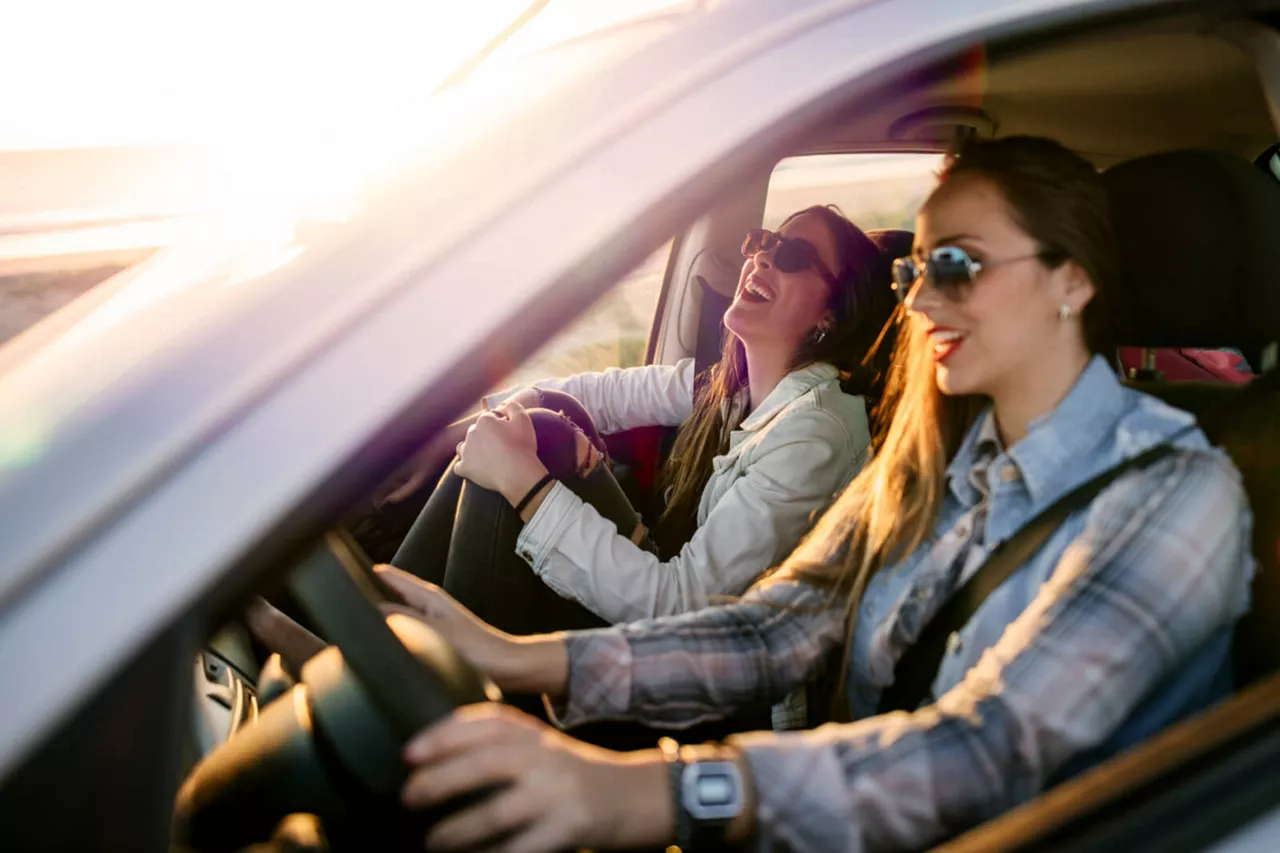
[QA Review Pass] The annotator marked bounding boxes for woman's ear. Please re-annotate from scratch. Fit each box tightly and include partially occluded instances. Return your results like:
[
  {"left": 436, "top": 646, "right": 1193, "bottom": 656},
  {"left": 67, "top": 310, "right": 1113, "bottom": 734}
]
[{"left": 1056, "top": 259, "right": 1096, "bottom": 315}]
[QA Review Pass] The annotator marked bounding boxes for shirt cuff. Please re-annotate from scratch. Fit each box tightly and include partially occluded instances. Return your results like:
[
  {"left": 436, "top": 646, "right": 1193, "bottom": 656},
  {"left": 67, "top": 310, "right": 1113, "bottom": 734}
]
[
  {"left": 514, "top": 480, "right": 582, "bottom": 572},
  {"left": 542, "top": 628, "right": 634, "bottom": 729},
  {"left": 728, "top": 729, "right": 858, "bottom": 853}
]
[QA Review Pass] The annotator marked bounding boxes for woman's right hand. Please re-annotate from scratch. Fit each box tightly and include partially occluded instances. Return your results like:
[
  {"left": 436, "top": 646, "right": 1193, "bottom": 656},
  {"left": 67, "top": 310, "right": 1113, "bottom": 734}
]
[
  {"left": 373, "top": 565, "right": 568, "bottom": 696},
  {"left": 504, "top": 385, "right": 545, "bottom": 412},
  {"left": 379, "top": 387, "right": 544, "bottom": 506}
]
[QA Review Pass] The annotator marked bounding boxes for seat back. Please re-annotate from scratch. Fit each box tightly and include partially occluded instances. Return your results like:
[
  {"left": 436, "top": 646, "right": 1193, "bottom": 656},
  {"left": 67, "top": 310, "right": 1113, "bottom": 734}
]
[
  {"left": 1103, "top": 151, "right": 1280, "bottom": 685},
  {"left": 1124, "top": 379, "right": 1280, "bottom": 684}
]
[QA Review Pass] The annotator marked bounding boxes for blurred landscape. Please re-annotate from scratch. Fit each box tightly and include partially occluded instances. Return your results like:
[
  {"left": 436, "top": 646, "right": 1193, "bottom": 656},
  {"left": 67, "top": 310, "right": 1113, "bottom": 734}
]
[
  {"left": 0, "top": 147, "right": 221, "bottom": 343},
  {"left": 0, "top": 150, "right": 942, "bottom": 369}
]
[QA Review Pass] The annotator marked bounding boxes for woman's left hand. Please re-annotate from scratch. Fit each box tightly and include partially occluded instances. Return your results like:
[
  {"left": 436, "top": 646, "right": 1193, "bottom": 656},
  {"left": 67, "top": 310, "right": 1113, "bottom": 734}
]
[
  {"left": 454, "top": 402, "right": 548, "bottom": 501},
  {"left": 402, "top": 704, "right": 672, "bottom": 853}
]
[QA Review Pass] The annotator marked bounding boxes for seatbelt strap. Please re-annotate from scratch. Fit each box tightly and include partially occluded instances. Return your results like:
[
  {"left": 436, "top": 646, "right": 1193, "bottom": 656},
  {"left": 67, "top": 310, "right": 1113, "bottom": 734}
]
[{"left": 876, "top": 439, "right": 1181, "bottom": 715}]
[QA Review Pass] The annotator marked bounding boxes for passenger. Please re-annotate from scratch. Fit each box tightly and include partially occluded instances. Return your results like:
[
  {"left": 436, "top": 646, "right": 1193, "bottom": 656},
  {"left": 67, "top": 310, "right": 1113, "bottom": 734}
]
[
  {"left": 389, "top": 205, "right": 898, "bottom": 636},
  {"left": 380, "top": 136, "right": 1255, "bottom": 853}
]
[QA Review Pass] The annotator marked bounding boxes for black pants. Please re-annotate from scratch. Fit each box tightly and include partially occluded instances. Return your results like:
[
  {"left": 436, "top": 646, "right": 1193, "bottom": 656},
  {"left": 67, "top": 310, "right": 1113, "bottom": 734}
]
[
  {"left": 391, "top": 391, "right": 771, "bottom": 749},
  {"left": 392, "top": 390, "right": 654, "bottom": 634}
]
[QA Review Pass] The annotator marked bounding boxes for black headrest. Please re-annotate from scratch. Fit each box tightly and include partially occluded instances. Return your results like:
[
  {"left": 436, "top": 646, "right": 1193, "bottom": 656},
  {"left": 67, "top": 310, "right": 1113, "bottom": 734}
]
[
  {"left": 1102, "top": 150, "right": 1280, "bottom": 350},
  {"left": 867, "top": 228, "right": 914, "bottom": 262}
]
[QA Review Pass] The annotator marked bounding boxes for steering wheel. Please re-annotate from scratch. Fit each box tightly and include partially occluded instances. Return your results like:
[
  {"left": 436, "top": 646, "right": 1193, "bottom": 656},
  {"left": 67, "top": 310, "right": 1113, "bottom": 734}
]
[{"left": 172, "top": 531, "right": 500, "bottom": 853}]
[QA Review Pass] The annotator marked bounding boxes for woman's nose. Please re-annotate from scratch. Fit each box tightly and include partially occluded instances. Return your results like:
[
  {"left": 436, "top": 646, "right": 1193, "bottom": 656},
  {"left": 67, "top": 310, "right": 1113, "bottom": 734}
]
[
  {"left": 751, "top": 247, "right": 774, "bottom": 269},
  {"left": 903, "top": 274, "right": 941, "bottom": 316}
]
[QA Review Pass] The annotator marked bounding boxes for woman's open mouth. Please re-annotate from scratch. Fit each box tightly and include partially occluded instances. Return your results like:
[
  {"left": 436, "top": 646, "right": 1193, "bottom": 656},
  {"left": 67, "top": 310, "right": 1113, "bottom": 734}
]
[
  {"left": 929, "top": 326, "right": 967, "bottom": 362},
  {"left": 740, "top": 274, "right": 775, "bottom": 304}
]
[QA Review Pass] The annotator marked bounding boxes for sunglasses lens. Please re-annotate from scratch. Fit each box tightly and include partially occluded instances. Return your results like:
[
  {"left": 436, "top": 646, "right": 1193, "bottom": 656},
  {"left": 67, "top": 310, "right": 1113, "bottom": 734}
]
[
  {"left": 742, "top": 229, "right": 776, "bottom": 258},
  {"left": 930, "top": 247, "right": 974, "bottom": 287},
  {"left": 773, "top": 240, "right": 810, "bottom": 274}
]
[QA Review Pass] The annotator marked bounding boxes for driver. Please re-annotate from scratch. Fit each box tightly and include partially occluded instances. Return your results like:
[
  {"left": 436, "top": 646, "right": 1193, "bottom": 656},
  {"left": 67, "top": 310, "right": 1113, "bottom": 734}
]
[{"left": 377, "top": 136, "right": 1255, "bottom": 853}]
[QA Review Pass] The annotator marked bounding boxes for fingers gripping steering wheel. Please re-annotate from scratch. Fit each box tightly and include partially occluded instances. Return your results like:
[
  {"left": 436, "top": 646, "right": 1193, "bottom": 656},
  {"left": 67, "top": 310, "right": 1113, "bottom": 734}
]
[{"left": 173, "top": 532, "right": 500, "bottom": 852}]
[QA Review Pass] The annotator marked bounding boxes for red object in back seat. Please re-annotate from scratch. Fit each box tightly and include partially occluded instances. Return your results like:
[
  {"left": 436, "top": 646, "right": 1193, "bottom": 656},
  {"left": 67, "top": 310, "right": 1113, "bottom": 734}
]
[
  {"left": 1118, "top": 347, "right": 1253, "bottom": 384},
  {"left": 628, "top": 427, "right": 666, "bottom": 494},
  {"left": 603, "top": 425, "right": 668, "bottom": 496}
]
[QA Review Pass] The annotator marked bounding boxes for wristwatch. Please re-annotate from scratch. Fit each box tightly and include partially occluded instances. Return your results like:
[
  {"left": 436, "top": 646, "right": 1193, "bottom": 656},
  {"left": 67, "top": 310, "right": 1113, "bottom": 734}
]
[{"left": 658, "top": 737, "right": 745, "bottom": 851}]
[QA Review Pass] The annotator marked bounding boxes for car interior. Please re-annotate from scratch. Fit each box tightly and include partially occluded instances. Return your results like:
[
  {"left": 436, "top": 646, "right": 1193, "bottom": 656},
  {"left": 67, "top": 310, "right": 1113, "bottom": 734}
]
[{"left": 3, "top": 5, "right": 1280, "bottom": 853}]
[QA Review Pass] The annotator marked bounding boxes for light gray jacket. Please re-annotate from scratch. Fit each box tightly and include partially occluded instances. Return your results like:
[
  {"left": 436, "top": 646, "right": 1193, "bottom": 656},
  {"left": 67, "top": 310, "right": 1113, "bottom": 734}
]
[{"left": 490, "top": 357, "right": 870, "bottom": 623}]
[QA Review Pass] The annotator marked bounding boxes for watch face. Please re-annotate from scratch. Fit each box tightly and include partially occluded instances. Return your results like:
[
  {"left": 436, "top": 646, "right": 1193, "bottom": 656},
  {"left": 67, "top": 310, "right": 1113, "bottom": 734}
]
[
  {"left": 697, "top": 773, "right": 736, "bottom": 806},
  {"left": 683, "top": 761, "right": 743, "bottom": 821}
]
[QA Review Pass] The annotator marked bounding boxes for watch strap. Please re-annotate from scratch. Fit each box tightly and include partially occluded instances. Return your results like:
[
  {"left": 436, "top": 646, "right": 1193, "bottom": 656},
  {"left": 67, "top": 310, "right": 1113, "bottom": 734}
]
[{"left": 658, "top": 738, "right": 692, "bottom": 850}]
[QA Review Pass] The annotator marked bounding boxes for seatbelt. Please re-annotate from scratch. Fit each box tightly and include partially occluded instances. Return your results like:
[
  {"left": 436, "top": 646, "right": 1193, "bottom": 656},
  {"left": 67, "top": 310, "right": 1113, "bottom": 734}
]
[
  {"left": 876, "top": 439, "right": 1181, "bottom": 715},
  {"left": 873, "top": 363, "right": 1280, "bottom": 716}
]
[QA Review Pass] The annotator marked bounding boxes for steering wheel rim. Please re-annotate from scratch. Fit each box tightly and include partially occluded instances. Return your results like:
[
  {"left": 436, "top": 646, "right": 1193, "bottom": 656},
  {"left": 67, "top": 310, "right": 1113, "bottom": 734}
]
[
  {"left": 287, "top": 530, "right": 492, "bottom": 739},
  {"left": 173, "top": 531, "right": 498, "bottom": 853}
]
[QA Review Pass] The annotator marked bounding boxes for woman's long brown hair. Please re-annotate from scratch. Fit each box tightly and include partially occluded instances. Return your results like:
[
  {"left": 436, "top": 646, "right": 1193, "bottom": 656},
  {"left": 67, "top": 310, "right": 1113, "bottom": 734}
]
[
  {"left": 779, "top": 137, "right": 1120, "bottom": 717},
  {"left": 653, "top": 206, "right": 897, "bottom": 556}
]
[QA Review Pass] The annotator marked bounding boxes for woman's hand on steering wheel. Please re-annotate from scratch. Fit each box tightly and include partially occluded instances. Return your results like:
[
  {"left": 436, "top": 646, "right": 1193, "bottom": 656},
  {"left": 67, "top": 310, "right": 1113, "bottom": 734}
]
[
  {"left": 401, "top": 703, "right": 673, "bottom": 853},
  {"left": 374, "top": 566, "right": 568, "bottom": 696},
  {"left": 244, "top": 597, "right": 327, "bottom": 677}
]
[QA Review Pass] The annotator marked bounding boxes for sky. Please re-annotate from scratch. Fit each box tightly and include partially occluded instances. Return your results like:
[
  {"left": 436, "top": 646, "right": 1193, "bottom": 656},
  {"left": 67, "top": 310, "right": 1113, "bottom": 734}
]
[
  {"left": 0, "top": 1, "right": 691, "bottom": 150},
  {"left": 0, "top": 0, "right": 697, "bottom": 243}
]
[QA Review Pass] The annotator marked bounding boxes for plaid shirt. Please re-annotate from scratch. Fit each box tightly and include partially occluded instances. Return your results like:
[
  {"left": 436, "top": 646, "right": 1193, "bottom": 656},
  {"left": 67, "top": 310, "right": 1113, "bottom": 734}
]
[{"left": 552, "top": 358, "right": 1255, "bottom": 852}]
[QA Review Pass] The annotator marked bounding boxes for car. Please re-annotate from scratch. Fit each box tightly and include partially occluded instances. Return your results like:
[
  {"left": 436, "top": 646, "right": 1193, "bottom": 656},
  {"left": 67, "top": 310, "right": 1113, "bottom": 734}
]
[{"left": 1, "top": 0, "right": 1278, "bottom": 850}]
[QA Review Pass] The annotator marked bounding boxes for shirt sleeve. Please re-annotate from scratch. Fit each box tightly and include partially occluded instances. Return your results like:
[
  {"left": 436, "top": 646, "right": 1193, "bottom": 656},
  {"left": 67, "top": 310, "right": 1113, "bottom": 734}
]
[
  {"left": 726, "top": 449, "right": 1255, "bottom": 853},
  {"left": 548, "top": 577, "right": 846, "bottom": 729},
  {"left": 516, "top": 406, "right": 860, "bottom": 622},
  {"left": 484, "top": 359, "right": 697, "bottom": 434}
]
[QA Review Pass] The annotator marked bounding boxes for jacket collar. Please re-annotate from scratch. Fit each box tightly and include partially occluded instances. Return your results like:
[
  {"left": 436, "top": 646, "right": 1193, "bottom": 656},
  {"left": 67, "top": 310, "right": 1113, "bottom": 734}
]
[
  {"left": 946, "top": 355, "right": 1127, "bottom": 505},
  {"left": 738, "top": 361, "right": 840, "bottom": 433}
]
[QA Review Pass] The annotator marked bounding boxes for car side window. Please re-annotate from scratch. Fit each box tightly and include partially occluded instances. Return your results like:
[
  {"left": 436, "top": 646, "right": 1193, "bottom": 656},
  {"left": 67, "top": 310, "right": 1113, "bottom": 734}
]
[
  {"left": 763, "top": 152, "right": 946, "bottom": 231},
  {"left": 498, "top": 240, "right": 672, "bottom": 385}
]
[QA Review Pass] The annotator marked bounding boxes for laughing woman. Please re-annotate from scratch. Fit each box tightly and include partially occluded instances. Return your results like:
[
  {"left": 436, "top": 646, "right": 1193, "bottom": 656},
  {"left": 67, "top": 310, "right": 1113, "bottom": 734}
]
[
  {"left": 380, "top": 136, "right": 1254, "bottom": 853},
  {"left": 389, "top": 206, "right": 899, "bottom": 634}
]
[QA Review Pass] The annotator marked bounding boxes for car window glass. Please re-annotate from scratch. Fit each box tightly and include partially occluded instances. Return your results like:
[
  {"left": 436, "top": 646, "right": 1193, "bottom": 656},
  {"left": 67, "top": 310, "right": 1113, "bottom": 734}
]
[
  {"left": 763, "top": 152, "right": 945, "bottom": 231},
  {"left": 497, "top": 240, "right": 671, "bottom": 387}
]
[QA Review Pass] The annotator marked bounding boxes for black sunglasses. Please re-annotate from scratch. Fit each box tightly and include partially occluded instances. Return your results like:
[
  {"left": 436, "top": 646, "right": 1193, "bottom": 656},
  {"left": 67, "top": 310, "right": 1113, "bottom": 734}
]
[
  {"left": 742, "top": 229, "right": 839, "bottom": 287},
  {"left": 890, "top": 246, "right": 1053, "bottom": 304}
]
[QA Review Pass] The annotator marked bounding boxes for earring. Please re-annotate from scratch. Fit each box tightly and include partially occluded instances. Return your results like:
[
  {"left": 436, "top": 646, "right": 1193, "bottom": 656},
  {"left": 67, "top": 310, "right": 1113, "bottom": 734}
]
[
  {"left": 1058, "top": 303, "right": 1073, "bottom": 321},
  {"left": 812, "top": 327, "right": 828, "bottom": 344}
]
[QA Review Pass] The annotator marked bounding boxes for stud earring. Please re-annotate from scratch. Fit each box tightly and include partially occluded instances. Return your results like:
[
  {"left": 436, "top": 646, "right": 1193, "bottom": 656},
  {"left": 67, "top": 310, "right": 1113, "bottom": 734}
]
[{"left": 1058, "top": 303, "right": 1073, "bottom": 321}]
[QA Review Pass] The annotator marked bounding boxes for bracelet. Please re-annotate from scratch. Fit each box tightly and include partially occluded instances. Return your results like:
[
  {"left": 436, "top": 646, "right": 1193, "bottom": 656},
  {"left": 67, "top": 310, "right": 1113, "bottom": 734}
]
[{"left": 514, "top": 473, "right": 555, "bottom": 516}]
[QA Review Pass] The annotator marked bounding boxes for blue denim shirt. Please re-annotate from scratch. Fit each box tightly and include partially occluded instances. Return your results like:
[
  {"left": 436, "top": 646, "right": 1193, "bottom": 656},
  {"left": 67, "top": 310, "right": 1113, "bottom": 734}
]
[
  {"left": 848, "top": 356, "right": 1234, "bottom": 769},
  {"left": 556, "top": 355, "right": 1255, "bottom": 852}
]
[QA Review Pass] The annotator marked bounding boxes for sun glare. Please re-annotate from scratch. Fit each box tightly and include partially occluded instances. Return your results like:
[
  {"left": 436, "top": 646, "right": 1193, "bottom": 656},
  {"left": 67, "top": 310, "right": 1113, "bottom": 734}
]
[
  {"left": 0, "top": 1, "right": 579, "bottom": 231},
  {"left": 1, "top": 2, "right": 692, "bottom": 210}
]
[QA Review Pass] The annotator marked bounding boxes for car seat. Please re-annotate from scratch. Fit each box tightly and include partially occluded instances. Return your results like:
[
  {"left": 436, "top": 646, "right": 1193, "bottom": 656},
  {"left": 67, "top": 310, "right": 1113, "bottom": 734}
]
[{"left": 1102, "top": 149, "right": 1280, "bottom": 687}]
